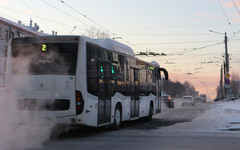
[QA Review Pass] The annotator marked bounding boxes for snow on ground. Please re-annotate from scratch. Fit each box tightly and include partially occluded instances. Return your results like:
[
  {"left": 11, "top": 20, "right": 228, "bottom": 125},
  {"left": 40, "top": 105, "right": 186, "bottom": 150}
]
[{"left": 163, "top": 99, "right": 240, "bottom": 132}]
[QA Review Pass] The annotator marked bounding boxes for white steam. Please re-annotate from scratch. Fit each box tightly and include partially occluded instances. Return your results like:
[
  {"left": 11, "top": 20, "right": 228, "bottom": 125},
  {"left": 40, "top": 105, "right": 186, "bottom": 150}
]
[
  {"left": 0, "top": 81, "right": 55, "bottom": 150},
  {"left": 0, "top": 48, "right": 55, "bottom": 149}
]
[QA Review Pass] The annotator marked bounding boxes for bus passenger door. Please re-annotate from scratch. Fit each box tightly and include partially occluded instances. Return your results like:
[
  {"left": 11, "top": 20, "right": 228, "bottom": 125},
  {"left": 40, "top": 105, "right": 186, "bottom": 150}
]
[
  {"left": 156, "top": 76, "right": 161, "bottom": 112},
  {"left": 98, "top": 62, "right": 111, "bottom": 125},
  {"left": 130, "top": 68, "right": 140, "bottom": 118}
]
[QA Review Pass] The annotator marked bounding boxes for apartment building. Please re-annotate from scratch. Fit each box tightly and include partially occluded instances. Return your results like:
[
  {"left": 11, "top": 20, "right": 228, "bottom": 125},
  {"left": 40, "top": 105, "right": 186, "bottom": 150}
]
[{"left": 0, "top": 15, "right": 47, "bottom": 86}]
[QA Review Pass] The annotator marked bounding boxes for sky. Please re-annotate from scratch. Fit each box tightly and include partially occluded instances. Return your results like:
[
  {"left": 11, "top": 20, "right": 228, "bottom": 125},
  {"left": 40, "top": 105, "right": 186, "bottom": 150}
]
[{"left": 1, "top": 0, "right": 240, "bottom": 99}]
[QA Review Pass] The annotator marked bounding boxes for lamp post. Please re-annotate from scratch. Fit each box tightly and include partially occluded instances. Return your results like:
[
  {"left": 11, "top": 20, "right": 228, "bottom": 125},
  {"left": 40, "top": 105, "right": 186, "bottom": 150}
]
[{"left": 209, "top": 30, "right": 230, "bottom": 98}]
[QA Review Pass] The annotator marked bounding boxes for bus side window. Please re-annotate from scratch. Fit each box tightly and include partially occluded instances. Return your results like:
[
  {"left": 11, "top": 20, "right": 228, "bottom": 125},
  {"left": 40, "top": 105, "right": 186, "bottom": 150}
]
[
  {"left": 140, "top": 68, "right": 147, "bottom": 96},
  {"left": 98, "top": 48, "right": 108, "bottom": 60},
  {"left": 112, "top": 52, "right": 118, "bottom": 63},
  {"left": 119, "top": 55, "right": 125, "bottom": 77},
  {"left": 87, "top": 44, "right": 98, "bottom": 96},
  {"left": 125, "top": 58, "right": 129, "bottom": 81},
  {"left": 108, "top": 51, "right": 112, "bottom": 61}
]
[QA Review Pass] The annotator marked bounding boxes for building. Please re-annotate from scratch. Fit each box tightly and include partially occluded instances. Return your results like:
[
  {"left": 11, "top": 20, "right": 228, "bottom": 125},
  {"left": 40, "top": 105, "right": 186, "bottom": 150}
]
[
  {"left": 0, "top": 16, "right": 47, "bottom": 55},
  {"left": 0, "top": 15, "right": 48, "bottom": 86}
]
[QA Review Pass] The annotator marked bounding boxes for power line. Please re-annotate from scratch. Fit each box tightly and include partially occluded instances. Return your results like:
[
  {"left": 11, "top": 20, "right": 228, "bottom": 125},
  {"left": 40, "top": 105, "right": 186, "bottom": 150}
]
[
  {"left": 0, "top": 6, "right": 78, "bottom": 29},
  {"left": 108, "top": 24, "right": 240, "bottom": 30},
  {"left": 58, "top": 0, "right": 116, "bottom": 36},
  {"left": 117, "top": 33, "right": 216, "bottom": 36},
  {"left": 134, "top": 40, "right": 223, "bottom": 45},
  {"left": 232, "top": 0, "right": 240, "bottom": 15},
  {"left": 22, "top": 0, "right": 52, "bottom": 31},
  {"left": 40, "top": 0, "right": 89, "bottom": 28},
  {"left": 218, "top": 0, "right": 236, "bottom": 34}
]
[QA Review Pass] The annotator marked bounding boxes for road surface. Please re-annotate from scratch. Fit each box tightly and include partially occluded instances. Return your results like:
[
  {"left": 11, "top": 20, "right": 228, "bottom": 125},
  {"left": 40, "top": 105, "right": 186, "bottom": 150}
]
[{"left": 34, "top": 99, "right": 240, "bottom": 150}]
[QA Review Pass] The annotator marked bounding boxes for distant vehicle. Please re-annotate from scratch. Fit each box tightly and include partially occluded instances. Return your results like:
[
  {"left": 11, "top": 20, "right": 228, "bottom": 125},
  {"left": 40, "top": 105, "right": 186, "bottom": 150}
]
[
  {"left": 182, "top": 96, "right": 195, "bottom": 106},
  {"left": 161, "top": 95, "right": 174, "bottom": 108},
  {"left": 194, "top": 97, "right": 201, "bottom": 102},
  {"left": 199, "top": 94, "right": 207, "bottom": 103}
]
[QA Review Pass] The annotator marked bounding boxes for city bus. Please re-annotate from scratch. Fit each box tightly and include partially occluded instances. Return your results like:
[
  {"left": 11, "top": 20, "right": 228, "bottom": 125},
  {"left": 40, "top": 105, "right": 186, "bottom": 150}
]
[{"left": 7, "top": 36, "right": 168, "bottom": 129}]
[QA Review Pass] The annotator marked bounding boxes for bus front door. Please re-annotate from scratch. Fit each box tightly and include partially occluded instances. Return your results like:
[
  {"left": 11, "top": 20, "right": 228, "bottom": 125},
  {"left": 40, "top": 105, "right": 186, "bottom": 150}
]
[
  {"left": 98, "top": 62, "right": 111, "bottom": 125},
  {"left": 130, "top": 68, "right": 140, "bottom": 118}
]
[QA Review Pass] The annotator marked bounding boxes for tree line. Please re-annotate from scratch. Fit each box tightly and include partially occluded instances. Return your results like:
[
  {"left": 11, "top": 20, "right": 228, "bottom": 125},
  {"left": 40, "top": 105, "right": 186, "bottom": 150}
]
[{"left": 162, "top": 80, "right": 198, "bottom": 98}]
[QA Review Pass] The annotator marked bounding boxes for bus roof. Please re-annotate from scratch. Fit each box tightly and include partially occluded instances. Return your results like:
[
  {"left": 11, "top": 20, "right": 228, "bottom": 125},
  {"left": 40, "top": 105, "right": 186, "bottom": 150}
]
[
  {"left": 91, "top": 38, "right": 135, "bottom": 57},
  {"left": 12, "top": 35, "right": 136, "bottom": 57}
]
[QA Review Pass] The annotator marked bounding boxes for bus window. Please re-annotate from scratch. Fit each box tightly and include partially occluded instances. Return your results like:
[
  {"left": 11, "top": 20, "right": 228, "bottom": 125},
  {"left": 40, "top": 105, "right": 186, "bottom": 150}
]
[
  {"left": 97, "top": 48, "right": 108, "bottom": 60},
  {"left": 87, "top": 44, "right": 98, "bottom": 96},
  {"left": 112, "top": 52, "right": 118, "bottom": 63},
  {"left": 12, "top": 43, "right": 78, "bottom": 75}
]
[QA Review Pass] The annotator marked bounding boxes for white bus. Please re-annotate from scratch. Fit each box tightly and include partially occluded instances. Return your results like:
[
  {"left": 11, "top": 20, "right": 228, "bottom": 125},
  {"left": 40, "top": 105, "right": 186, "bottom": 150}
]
[{"left": 7, "top": 36, "right": 168, "bottom": 129}]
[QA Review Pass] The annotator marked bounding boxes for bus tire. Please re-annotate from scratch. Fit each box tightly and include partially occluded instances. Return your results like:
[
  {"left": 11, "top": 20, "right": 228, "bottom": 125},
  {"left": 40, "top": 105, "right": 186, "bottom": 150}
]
[{"left": 112, "top": 105, "right": 121, "bottom": 130}]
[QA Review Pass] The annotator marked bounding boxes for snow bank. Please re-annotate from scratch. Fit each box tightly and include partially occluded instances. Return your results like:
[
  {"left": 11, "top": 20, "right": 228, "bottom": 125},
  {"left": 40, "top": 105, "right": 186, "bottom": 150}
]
[
  {"left": 189, "top": 100, "right": 240, "bottom": 131},
  {"left": 165, "top": 100, "right": 240, "bottom": 132}
]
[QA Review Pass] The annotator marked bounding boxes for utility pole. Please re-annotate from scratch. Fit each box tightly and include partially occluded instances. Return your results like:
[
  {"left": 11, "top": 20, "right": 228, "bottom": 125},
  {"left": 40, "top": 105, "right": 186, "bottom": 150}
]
[
  {"left": 209, "top": 30, "right": 230, "bottom": 99},
  {"left": 224, "top": 32, "right": 230, "bottom": 98},
  {"left": 220, "top": 64, "right": 223, "bottom": 98}
]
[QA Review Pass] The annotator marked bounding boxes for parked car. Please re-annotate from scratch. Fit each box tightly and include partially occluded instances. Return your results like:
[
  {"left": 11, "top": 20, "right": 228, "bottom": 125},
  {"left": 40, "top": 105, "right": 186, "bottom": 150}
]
[
  {"left": 182, "top": 96, "right": 195, "bottom": 106},
  {"left": 161, "top": 95, "right": 174, "bottom": 108}
]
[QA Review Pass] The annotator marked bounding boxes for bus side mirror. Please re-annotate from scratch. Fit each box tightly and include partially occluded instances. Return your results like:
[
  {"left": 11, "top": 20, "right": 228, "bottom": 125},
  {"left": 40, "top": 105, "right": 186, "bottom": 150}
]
[{"left": 159, "top": 68, "right": 168, "bottom": 80}]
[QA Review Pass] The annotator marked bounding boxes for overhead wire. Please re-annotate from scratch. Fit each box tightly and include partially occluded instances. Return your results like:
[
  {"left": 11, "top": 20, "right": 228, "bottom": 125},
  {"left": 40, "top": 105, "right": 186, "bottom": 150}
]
[
  {"left": 21, "top": 0, "right": 52, "bottom": 31},
  {"left": 58, "top": 0, "right": 116, "bottom": 36},
  {"left": 57, "top": 0, "right": 148, "bottom": 52},
  {"left": 218, "top": 0, "right": 236, "bottom": 34},
  {"left": 232, "top": 0, "right": 240, "bottom": 15},
  {"left": 19, "top": 0, "right": 236, "bottom": 68},
  {"left": 0, "top": 6, "right": 72, "bottom": 28},
  {"left": 40, "top": 0, "right": 89, "bottom": 28},
  {"left": 134, "top": 40, "right": 223, "bottom": 45}
]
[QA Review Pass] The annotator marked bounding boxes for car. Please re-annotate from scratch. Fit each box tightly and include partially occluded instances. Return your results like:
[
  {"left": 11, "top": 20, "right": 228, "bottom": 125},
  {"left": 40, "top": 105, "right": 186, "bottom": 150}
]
[
  {"left": 194, "top": 97, "right": 201, "bottom": 102},
  {"left": 199, "top": 94, "right": 207, "bottom": 103},
  {"left": 161, "top": 95, "right": 174, "bottom": 108},
  {"left": 182, "top": 96, "right": 195, "bottom": 106}
]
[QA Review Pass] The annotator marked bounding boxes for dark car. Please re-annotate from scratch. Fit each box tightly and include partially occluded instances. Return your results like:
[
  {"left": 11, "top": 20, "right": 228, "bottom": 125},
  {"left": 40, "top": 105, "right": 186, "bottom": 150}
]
[{"left": 161, "top": 95, "right": 174, "bottom": 108}]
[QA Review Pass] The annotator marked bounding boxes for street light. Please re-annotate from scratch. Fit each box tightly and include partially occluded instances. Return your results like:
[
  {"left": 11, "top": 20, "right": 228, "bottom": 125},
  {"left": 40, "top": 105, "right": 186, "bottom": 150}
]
[
  {"left": 209, "top": 30, "right": 225, "bottom": 35},
  {"left": 112, "top": 37, "right": 122, "bottom": 40}
]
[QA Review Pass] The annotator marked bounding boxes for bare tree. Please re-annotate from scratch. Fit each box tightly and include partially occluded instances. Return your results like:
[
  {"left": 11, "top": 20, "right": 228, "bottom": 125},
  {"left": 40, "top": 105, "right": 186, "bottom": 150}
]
[
  {"left": 230, "top": 72, "right": 240, "bottom": 97},
  {"left": 86, "top": 27, "right": 110, "bottom": 39}
]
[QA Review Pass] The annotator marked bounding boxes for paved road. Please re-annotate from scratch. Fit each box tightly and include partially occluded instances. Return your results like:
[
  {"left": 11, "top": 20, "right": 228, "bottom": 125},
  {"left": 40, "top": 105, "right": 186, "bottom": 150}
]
[{"left": 34, "top": 100, "right": 240, "bottom": 150}]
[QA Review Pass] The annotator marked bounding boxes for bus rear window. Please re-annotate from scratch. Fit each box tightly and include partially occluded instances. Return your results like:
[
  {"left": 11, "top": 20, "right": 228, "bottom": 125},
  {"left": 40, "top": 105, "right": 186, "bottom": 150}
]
[{"left": 12, "top": 43, "right": 78, "bottom": 75}]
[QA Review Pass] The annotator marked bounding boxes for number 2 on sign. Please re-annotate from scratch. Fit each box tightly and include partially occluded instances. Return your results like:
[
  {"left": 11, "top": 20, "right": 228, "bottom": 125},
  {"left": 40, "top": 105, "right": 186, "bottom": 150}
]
[{"left": 42, "top": 44, "right": 47, "bottom": 52}]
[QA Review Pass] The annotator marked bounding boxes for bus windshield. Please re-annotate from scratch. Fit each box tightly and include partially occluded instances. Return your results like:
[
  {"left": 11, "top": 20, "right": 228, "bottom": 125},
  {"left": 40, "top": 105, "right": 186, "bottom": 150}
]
[{"left": 12, "top": 43, "right": 78, "bottom": 75}]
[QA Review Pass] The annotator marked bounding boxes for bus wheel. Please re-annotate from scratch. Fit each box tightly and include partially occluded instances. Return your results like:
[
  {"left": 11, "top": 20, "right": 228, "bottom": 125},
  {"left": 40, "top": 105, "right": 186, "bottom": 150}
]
[{"left": 112, "top": 105, "right": 121, "bottom": 130}]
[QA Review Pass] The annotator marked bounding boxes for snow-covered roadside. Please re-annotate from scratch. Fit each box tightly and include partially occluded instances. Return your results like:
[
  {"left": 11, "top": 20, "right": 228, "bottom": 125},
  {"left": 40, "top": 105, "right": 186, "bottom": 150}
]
[{"left": 163, "top": 100, "right": 240, "bottom": 132}]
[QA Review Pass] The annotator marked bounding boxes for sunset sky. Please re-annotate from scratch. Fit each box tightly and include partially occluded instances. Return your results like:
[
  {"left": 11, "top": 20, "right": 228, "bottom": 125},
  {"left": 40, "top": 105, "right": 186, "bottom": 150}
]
[{"left": 1, "top": 0, "right": 240, "bottom": 99}]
